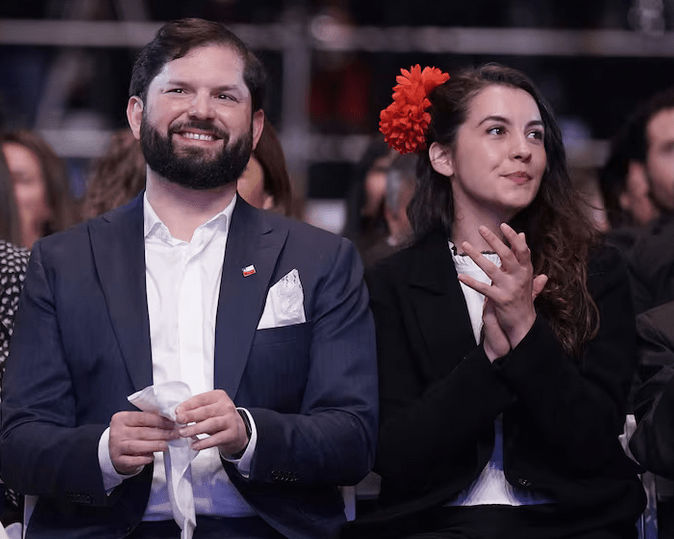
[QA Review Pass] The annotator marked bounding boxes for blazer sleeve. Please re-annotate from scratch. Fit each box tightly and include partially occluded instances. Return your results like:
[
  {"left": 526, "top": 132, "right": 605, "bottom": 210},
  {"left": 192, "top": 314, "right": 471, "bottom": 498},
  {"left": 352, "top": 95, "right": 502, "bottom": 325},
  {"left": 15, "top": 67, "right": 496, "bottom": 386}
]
[
  {"left": 629, "top": 302, "right": 674, "bottom": 479},
  {"left": 245, "top": 237, "right": 379, "bottom": 487},
  {"left": 0, "top": 241, "right": 109, "bottom": 504},
  {"left": 489, "top": 245, "right": 637, "bottom": 475}
]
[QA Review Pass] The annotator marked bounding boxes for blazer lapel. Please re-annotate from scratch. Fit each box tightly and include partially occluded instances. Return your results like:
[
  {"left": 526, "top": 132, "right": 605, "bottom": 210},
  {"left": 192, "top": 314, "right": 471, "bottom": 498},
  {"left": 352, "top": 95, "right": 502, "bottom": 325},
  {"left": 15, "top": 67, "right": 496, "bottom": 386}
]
[
  {"left": 89, "top": 195, "right": 153, "bottom": 392},
  {"left": 406, "top": 230, "right": 477, "bottom": 379},
  {"left": 214, "top": 199, "right": 288, "bottom": 398}
]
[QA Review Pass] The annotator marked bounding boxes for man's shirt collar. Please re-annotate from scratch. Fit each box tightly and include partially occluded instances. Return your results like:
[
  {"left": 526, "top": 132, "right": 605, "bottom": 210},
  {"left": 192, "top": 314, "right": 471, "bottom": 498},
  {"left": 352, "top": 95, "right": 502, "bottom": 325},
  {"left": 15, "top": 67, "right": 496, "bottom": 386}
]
[{"left": 143, "top": 190, "right": 237, "bottom": 244}]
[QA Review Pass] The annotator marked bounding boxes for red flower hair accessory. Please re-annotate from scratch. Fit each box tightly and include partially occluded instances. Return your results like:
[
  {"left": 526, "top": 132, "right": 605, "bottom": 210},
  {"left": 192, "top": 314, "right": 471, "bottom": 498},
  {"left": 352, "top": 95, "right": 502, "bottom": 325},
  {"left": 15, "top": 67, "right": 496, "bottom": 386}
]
[{"left": 379, "top": 65, "right": 450, "bottom": 154}]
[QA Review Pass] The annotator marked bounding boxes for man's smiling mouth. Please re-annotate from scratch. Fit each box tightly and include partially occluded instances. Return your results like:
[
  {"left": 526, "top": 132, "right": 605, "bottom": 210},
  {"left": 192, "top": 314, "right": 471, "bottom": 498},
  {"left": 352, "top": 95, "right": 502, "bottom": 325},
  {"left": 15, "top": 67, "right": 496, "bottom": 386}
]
[{"left": 180, "top": 132, "right": 217, "bottom": 141}]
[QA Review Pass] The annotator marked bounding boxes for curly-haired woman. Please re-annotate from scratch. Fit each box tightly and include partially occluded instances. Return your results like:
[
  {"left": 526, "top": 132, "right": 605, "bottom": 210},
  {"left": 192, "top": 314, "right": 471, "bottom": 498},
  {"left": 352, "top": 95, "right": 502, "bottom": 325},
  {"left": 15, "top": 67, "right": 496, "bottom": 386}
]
[{"left": 344, "top": 64, "right": 646, "bottom": 539}]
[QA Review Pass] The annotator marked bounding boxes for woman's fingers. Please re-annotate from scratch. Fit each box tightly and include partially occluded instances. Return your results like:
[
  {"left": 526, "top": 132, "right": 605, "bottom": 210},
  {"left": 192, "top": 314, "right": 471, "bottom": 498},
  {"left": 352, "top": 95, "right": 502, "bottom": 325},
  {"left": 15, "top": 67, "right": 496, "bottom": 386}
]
[
  {"left": 481, "top": 298, "right": 511, "bottom": 361},
  {"left": 460, "top": 238, "right": 501, "bottom": 279},
  {"left": 532, "top": 274, "right": 548, "bottom": 300},
  {"left": 500, "top": 223, "right": 532, "bottom": 266},
  {"left": 457, "top": 271, "right": 494, "bottom": 299}
]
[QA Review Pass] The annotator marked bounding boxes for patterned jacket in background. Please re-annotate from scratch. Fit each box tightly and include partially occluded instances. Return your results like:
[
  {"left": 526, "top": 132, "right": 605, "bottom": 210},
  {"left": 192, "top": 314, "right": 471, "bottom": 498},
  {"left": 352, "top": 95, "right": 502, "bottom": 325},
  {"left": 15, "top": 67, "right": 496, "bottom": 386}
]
[{"left": 0, "top": 240, "right": 29, "bottom": 394}]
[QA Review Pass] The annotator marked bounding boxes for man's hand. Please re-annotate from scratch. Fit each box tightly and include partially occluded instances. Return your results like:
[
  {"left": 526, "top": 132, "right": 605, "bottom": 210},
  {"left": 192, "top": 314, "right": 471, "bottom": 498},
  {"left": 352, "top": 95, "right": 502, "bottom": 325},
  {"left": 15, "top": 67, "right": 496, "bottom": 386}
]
[
  {"left": 175, "top": 390, "right": 249, "bottom": 458},
  {"left": 109, "top": 411, "right": 179, "bottom": 475}
]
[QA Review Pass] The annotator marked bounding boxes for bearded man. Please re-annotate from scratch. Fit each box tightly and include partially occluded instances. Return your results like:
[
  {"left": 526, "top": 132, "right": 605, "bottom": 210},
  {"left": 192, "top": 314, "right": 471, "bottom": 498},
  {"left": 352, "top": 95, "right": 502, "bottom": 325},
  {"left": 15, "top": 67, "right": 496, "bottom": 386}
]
[{"left": 0, "top": 18, "right": 377, "bottom": 539}]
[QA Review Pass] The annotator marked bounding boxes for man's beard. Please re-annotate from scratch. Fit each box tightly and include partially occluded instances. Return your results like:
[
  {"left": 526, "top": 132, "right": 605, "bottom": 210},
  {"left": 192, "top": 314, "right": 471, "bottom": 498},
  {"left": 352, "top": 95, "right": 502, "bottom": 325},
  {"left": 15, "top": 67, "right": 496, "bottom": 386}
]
[{"left": 139, "top": 116, "right": 253, "bottom": 190}]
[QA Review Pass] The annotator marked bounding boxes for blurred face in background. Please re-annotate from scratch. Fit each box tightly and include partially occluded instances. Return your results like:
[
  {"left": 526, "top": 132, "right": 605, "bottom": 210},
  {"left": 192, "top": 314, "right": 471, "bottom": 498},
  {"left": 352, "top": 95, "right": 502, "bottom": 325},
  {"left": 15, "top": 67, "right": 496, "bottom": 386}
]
[
  {"left": 644, "top": 107, "right": 674, "bottom": 213},
  {"left": 619, "top": 160, "right": 659, "bottom": 226},
  {"left": 361, "top": 156, "right": 390, "bottom": 218},
  {"left": 2, "top": 142, "right": 51, "bottom": 248}
]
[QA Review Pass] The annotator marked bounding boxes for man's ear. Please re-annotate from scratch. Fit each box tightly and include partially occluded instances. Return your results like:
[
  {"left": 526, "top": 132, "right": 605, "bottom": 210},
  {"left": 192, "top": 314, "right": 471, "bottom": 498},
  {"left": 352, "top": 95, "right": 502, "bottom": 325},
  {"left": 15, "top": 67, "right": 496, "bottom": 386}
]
[
  {"left": 429, "top": 142, "right": 454, "bottom": 177},
  {"left": 126, "top": 96, "right": 144, "bottom": 140},
  {"left": 251, "top": 110, "right": 265, "bottom": 150}
]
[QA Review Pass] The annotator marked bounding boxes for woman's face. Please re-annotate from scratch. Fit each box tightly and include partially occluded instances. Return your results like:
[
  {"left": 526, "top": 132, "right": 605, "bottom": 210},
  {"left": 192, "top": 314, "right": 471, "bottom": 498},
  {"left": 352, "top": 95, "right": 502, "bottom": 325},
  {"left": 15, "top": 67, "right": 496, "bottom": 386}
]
[
  {"left": 3, "top": 142, "right": 51, "bottom": 247},
  {"left": 435, "top": 84, "right": 547, "bottom": 224}
]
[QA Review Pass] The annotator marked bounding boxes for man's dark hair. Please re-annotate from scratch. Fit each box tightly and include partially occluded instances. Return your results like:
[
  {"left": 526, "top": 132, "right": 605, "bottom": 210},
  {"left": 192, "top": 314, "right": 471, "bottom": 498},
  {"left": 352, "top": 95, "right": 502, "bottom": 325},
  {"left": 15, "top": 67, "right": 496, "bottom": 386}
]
[
  {"left": 631, "top": 86, "right": 674, "bottom": 164},
  {"left": 129, "top": 18, "right": 266, "bottom": 111},
  {"left": 599, "top": 86, "right": 674, "bottom": 227}
]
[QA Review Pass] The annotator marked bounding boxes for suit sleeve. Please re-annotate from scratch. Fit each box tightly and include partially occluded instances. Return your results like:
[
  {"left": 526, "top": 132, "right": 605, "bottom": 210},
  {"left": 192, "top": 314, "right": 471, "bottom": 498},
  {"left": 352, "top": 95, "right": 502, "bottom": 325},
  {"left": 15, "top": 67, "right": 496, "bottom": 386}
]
[
  {"left": 629, "top": 303, "right": 674, "bottom": 478},
  {"left": 245, "top": 237, "right": 378, "bottom": 486},
  {"left": 0, "top": 241, "right": 109, "bottom": 504}
]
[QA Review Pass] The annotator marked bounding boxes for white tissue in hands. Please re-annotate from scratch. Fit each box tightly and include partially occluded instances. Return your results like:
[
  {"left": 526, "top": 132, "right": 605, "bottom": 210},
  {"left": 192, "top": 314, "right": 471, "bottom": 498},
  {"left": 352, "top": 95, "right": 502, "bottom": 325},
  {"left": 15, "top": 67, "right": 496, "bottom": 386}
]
[{"left": 128, "top": 381, "right": 198, "bottom": 539}]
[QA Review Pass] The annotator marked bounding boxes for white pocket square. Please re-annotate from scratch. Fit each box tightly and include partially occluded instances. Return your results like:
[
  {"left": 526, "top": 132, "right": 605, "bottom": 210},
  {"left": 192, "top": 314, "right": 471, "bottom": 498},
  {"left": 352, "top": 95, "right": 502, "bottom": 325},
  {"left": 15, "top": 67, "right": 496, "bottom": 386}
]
[{"left": 257, "top": 269, "right": 306, "bottom": 330}]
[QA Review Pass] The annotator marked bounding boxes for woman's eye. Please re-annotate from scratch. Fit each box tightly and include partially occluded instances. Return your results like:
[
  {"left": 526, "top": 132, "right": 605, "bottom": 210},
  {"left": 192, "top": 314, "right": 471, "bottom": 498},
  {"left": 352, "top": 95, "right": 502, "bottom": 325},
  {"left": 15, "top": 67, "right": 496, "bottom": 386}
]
[
  {"left": 487, "top": 126, "right": 505, "bottom": 135},
  {"left": 528, "top": 130, "right": 544, "bottom": 140}
]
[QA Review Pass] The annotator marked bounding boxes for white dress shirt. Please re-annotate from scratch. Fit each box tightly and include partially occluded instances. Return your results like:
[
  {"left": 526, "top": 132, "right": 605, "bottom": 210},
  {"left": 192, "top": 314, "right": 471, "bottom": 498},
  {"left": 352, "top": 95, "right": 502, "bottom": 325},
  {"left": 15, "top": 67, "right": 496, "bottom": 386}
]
[{"left": 98, "top": 193, "right": 258, "bottom": 519}]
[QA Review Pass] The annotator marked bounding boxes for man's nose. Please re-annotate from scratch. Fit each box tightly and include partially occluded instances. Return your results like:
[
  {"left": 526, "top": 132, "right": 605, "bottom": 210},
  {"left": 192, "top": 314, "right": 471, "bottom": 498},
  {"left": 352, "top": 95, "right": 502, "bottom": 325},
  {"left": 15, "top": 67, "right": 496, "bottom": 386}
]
[{"left": 188, "top": 93, "right": 215, "bottom": 119}]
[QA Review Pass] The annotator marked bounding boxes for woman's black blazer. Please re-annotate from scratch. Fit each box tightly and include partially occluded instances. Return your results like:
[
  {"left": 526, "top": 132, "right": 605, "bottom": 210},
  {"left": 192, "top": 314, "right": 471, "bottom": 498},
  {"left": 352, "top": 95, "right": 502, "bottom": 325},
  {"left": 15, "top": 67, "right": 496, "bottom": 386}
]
[{"left": 357, "top": 229, "right": 645, "bottom": 533}]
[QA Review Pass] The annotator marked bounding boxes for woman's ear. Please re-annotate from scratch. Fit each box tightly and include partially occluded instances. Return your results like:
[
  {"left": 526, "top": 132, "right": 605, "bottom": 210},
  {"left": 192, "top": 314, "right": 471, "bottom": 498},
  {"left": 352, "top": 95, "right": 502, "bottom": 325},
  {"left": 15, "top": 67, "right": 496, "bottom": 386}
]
[{"left": 429, "top": 142, "right": 454, "bottom": 177}]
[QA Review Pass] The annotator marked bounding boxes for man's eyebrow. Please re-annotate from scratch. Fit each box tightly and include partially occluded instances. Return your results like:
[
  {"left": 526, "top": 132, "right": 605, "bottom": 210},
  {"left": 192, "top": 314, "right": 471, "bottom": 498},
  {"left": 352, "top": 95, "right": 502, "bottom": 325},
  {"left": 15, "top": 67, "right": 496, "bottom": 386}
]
[
  {"left": 213, "top": 84, "right": 245, "bottom": 93},
  {"left": 163, "top": 80, "right": 244, "bottom": 93},
  {"left": 164, "top": 79, "right": 191, "bottom": 87}
]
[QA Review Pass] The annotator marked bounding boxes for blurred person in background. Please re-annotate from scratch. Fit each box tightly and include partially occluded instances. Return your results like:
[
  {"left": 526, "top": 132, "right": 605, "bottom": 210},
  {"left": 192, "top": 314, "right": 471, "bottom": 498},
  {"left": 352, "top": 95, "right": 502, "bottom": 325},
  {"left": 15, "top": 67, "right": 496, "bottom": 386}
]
[
  {"left": 598, "top": 87, "right": 674, "bottom": 255},
  {"left": 1, "top": 130, "right": 77, "bottom": 249},
  {"left": 615, "top": 87, "right": 674, "bottom": 312},
  {"left": 81, "top": 129, "right": 146, "bottom": 220},
  {"left": 237, "top": 117, "right": 293, "bottom": 216},
  {"left": 0, "top": 148, "right": 29, "bottom": 534},
  {"left": 0, "top": 149, "right": 29, "bottom": 389},
  {"left": 628, "top": 299, "right": 674, "bottom": 539},
  {"left": 342, "top": 138, "right": 397, "bottom": 259},
  {"left": 600, "top": 116, "right": 657, "bottom": 239},
  {"left": 0, "top": 149, "right": 22, "bottom": 249},
  {"left": 359, "top": 152, "right": 415, "bottom": 266}
]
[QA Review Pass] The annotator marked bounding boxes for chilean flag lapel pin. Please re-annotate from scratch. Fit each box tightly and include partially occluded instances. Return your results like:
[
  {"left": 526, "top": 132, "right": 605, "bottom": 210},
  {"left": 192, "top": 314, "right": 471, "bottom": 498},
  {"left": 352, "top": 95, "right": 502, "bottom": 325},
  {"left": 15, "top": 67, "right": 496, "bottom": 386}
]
[{"left": 242, "top": 264, "right": 256, "bottom": 277}]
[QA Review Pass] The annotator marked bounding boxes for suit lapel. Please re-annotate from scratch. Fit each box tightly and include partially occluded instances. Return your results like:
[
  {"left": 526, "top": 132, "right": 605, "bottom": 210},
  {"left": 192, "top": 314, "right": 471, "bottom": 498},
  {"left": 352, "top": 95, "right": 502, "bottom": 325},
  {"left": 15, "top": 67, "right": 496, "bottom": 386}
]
[
  {"left": 214, "top": 199, "right": 288, "bottom": 398},
  {"left": 406, "top": 231, "right": 477, "bottom": 379},
  {"left": 89, "top": 195, "right": 153, "bottom": 392}
]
